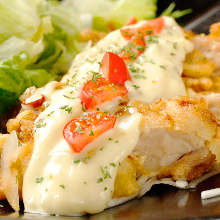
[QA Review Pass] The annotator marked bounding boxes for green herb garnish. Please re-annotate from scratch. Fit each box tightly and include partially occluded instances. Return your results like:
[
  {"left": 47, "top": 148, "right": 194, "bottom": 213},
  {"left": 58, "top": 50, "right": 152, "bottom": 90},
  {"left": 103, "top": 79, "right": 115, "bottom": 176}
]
[
  {"left": 36, "top": 119, "right": 46, "bottom": 128},
  {"left": 89, "top": 130, "right": 94, "bottom": 136},
  {"left": 132, "top": 84, "right": 140, "bottom": 89},
  {"left": 59, "top": 184, "right": 65, "bottom": 189},
  {"left": 35, "top": 177, "right": 44, "bottom": 183},
  {"left": 92, "top": 71, "right": 102, "bottom": 82}
]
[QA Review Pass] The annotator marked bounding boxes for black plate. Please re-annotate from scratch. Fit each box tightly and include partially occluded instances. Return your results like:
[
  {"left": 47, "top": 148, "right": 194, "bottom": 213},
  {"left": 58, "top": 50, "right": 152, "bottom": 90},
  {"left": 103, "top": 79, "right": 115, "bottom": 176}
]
[
  {"left": 1, "top": 1, "right": 220, "bottom": 219},
  {"left": 1, "top": 174, "right": 220, "bottom": 220}
]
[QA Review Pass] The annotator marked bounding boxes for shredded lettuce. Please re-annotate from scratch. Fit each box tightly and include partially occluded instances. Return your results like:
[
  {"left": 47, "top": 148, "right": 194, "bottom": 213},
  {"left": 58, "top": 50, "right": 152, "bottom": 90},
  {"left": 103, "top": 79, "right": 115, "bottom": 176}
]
[
  {"left": 0, "top": 0, "right": 41, "bottom": 42},
  {"left": 108, "top": 0, "right": 157, "bottom": 28},
  {"left": 64, "top": 0, "right": 157, "bottom": 31},
  {"left": 0, "top": 52, "right": 55, "bottom": 115}
]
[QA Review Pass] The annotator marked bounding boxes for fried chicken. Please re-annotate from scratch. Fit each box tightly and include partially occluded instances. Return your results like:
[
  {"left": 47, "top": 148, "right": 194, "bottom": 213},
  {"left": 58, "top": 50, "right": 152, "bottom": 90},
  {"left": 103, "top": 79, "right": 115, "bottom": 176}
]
[
  {"left": 132, "top": 97, "right": 218, "bottom": 180},
  {"left": 193, "top": 22, "right": 220, "bottom": 73}
]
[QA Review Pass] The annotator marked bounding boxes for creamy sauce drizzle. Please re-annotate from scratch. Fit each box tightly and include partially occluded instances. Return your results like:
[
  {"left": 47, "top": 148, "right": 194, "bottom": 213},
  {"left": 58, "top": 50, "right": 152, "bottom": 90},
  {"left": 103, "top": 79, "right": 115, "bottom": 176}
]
[{"left": 23, "top": 17, "right": 193, "bottom": 215}]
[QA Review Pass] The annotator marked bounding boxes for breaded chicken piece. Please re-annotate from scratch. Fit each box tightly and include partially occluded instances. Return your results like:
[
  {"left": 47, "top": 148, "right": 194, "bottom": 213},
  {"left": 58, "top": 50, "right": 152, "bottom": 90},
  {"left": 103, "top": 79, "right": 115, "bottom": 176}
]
[
  {"left": 131, "top": 97, "right": 218, "bottom": 179},
  {"left": 7, "top": 110, "right": 38, "bottom": 143},
  {"left": 193, "top": 22, "right": 220, "bottom": 72},
  {"left": 188, "top": 90, "right": 220, "bottom": 123},
  {"left": 113, "top": 97, "right": 218, "bottom": 197},
  {"left": 0, "top": 133, "right": 34, "bottom": 201}
]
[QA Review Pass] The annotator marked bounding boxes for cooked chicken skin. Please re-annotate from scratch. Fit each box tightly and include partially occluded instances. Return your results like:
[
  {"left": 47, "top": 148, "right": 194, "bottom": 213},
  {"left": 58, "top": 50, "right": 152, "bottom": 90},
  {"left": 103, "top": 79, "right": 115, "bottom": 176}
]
[
  {"left": 131, "top": 97, "right": 218, "bottom": 178},
  {"left": 112, "top": 96, "right": 219, "bottom": 197}
]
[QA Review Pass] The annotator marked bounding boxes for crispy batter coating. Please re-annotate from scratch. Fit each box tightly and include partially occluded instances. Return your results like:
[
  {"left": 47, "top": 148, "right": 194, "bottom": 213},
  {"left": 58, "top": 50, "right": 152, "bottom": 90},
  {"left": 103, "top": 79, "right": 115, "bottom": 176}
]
[
  {"left": 183, "top": 29, "right": 196, "bottom": 40},
  {"left": 183, "top": 49, "right": 216, "bottom": 78},
  {"left": 183, "top": 77, "right": 213, "bottom": 92},
  {"left": 192, "top": 23, "right": 220, "bottom": 72},
  {"left": 158, "top": 147, "right": 215, "bottom": 181},
  {"left": 131, "top": 97, "right": 218, "bottom": 179},
  {"left": 209, "top": 22, "right": 220, "bottom": 40},
  {"left": 113, "top": 158, "right": 140, "bottom": 198},
  {"left": 134, "top": 96, "right": 218, "bottom": 142},
  {"left": 7, "top": 110, "right": 38, "bottom": 142}
]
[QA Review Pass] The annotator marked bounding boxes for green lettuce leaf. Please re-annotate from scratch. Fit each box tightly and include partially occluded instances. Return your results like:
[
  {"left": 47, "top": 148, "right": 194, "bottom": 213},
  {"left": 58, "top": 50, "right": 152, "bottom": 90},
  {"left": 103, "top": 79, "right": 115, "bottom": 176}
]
[
  {"left": 0, "top": 0, "right": 41, "bottom": 42},
  {"left": 108, "top": 0, "right": 157, "bottom": 28},
  {"left": 0, "top": 52, "right": 55, "bottom": 115}
]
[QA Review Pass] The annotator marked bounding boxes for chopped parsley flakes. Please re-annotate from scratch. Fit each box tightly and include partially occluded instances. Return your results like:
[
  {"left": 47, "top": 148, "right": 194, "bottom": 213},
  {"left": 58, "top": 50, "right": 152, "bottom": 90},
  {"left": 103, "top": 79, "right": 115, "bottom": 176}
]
[
  {"left": 60, "top": 105, "right": 72, "bottom": 113},
  {"left": 110, "top": 162, "right": 116, "bottom": 167},
  {"left": 89, "top": 130, "right": 94, "bottom": 136},
  {"left": 147, "top": 36, "right": 158, "bottom": 44},
  {"left": 47, "top": 111, "right": 55, "bottom": 117},
  {"left": 35, "top": 177, "right": 44, "bottom": 184},
  {"left": 146, "top": 30, "right": 153, "bottom": 35},
  {"left": 63, "top": 95, "right": 75, "bottom": 100},
  {"left": 128, "top": 65, "right": 139, "bottom": 73},
  {"left": 97, "top": 177, "right": 103, "bottom": 183},
  {"left": 133, "top": 74, "right": 146, "bottom": 79},
  {"left": 73, "top": 159, "right": 81, "bottom": 164},
  {"left": 173, "top": 42, "right": 178, "bottom": 49},
  {"left": 75, "top": 126, "right": 84, "bottom": 133},
  {"left": 92, "top": 71, "right": 102, "bottom": 82},
  {"left": 59, "top": 184, "right": 65, "bottom": 189},
  {"left": 82, "top": 103, "right": 87, "bottom": 112},
  {"left": 100, "top": 166, "right": 112, "bottom": 179},
  {"left": 36, "top": 119, "right": 46, "bottom": 128},
  {"left": 160, "top": 65, "right": 166, "bottom": 70},
  {"left": 132, "top": 84, "right": 140, "bottom": 89}
]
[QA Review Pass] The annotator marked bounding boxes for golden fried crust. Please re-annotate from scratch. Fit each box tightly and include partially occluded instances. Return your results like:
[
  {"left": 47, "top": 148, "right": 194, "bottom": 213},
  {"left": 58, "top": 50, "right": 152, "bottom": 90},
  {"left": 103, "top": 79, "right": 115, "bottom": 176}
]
[
  {"left": 16, "top": 141, "right": 34, "bottom": 199},
  {"left": 158, "top": 147, "right": 216, "bottom": 181},
  {"left": 183, "top": 29, "right": 196, "bottom": 40},
  {"left": 7, "top": 110, "right": 38, "bottom": 143},
  {"left": 188, "top": 91, "right": 220, "bottom": 123},
  {"left": 192, "top": 28, "right": 220, "bottom": 72},
  {"left": 183, "top": 49, "right": 216, "bottom": 78},
  {"left": 183, "top": 77, "right": 213, "bottom": 92},
  {"left": 133, "top": 96, "right": 218, "bottom": 142},
  {"left": 113, "top": 158, "right": 140, "bottom": 198},
  {"left": 131, "top": 97, "right": 219, "bottom": 179},
  {"left": 209, "top": 22, "right": 220, "bottom": 40},
  {"left": 157, "top": 97, "right": 217, "bottom": 141},
  {"left": 114, "top": 97, "right": 219, "bottom": 197}
]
